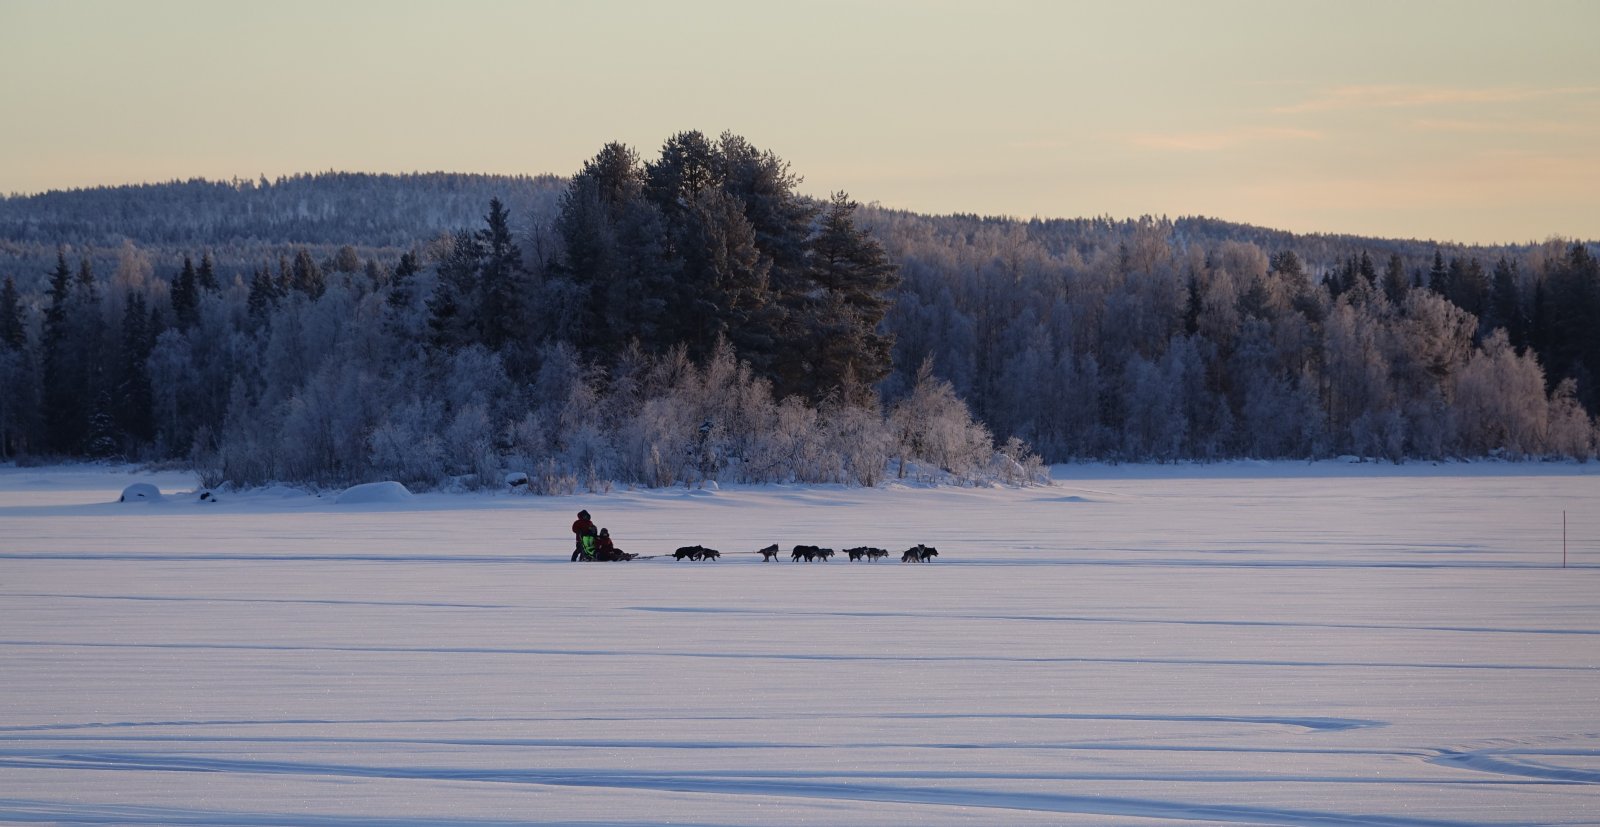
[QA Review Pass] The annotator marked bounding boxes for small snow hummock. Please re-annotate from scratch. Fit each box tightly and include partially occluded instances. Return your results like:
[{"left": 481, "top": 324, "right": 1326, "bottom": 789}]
[
  {"left": 119, "top": 483, "right": 163, "bottom": 503},
  {"left": 334, "top": 481, "right": 413, "bottom": 504},
  {"left": 504, "top": 471, "right": 530, "bottom": 489}
]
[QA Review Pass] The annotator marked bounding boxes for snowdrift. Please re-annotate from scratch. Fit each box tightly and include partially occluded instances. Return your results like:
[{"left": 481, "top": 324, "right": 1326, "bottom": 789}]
[
  {"left": 117, "top": 482, "right": 162, "bottom": 502},
  {"left": 333, "top": 481, "right": 413, "bottom": 504}
]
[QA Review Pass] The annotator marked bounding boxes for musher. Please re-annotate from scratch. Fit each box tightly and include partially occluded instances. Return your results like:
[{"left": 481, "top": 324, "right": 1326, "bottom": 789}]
[{"left": 571, "top": 509, "right": 597, "bottom": 561}]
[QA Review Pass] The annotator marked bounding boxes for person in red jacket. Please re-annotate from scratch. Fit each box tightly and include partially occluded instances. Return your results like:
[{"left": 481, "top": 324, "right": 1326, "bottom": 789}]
[
  {"left": 571, "top": 509, "right": 597, "bottom": 561},
  {"left": 594, "top": 527, "right": 636, "bottom": 561}
]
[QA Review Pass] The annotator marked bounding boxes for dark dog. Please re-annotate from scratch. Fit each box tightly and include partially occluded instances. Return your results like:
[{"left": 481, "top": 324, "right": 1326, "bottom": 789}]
[
  {"left": 866, "top": 548, "right": 889, "bottom": 561},
  {"left": 673, "top": 545, "right": 720, "bottom": 561},
  {"left": 846, "top": 547, "right": 866, "bottom": 562},
  {"left": 791, "top": 544, "right": 820, "bottom": 562},
  {"left": 758, "top": 544, "right": 780, "bottom": 562},
  {"left": 816, "top": 548, "right": 835, "bottom": 562},
  {"left": 847, "top": 546, "right": 887, "bottom": 562},
  {"left": 902, "top": 544, "right": 940, "bottom": 563}
]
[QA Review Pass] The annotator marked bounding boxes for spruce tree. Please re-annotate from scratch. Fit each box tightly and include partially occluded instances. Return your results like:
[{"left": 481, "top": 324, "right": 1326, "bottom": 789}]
[
  {"left": 83, "top": 387, "right": 120, "bottom": 458},
  {"left": 1487, "top": 257, "right": 1524, "bottom": 347},
  {"left": 171, "top": 256, "right": 200, "bottom": 330},
  {"left": 0, "top": 276, "right": 25, "bottom": 350},
  {"left": 1357, "top": 251, "right": 1377, "bottom": 286},
  {"left": 41, "top": 250, "right": 82, "bottom": 452},
  {"left": 117, "top": 291, "right": 155, "bottom": 444},
  {"left": 1427, "top": 250, "right": 1449, "bottom": 296},
  {"left": 476, "top": 198, "right": 525, "bottom": 352},
  {"left": 197, "top": 253, "right": 220, "bottom": 292},
  {"left": 386, "top": 251, "right": 421, "bottom": 314},
  {"left": 246, "top": 267, "right": 277, "bottom": 328},
  {"left": 1382, "top": 253, "right": 1409, "bottom": 305},
  {"left": 0, "top": 275, "right": 31, "bottom": 459},
  {"left": 75, "top": 257, "right": 99, "bottom": 304},
  {"left": 426, "top": 230, "right": 482, "bottom": 351}
]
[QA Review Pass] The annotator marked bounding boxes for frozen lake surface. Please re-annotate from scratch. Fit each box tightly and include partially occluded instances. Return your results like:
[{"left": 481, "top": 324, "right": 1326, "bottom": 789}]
[{"left": 2, "top": 462, "right": 1598, "bottom": 825}]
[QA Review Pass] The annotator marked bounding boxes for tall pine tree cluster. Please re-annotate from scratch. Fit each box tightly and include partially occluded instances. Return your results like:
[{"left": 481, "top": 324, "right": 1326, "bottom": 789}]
[{"left": 543, "top": 132, "right": 896, "bottom": 402}]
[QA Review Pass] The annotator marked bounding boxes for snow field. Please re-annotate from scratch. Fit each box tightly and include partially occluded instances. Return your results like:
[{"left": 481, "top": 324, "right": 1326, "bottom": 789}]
[{"left": 1, "top": 463, "right": 1597, "bottom": 825}]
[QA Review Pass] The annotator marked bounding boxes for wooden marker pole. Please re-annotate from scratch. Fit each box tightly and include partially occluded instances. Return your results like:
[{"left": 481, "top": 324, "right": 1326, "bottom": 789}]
[{"left": 1563, "top": 510, "right": 1567, "bottom": 569}]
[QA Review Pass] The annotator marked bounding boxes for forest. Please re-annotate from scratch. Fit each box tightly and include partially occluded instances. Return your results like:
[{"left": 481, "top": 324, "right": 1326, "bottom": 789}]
[{"left": 0, "top": 131, "right": 1596, "bottom": 490}]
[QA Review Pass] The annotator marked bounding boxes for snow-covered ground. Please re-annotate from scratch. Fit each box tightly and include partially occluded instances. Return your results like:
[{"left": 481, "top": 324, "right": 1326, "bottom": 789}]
[{"left": 2, "top": 462, "right": 1597, "bottom": 825}]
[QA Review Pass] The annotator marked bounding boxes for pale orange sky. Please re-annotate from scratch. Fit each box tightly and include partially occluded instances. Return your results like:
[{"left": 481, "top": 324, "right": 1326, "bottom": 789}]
[{"left": 2, "top": 0, "right": 1596, "bottom": 244}]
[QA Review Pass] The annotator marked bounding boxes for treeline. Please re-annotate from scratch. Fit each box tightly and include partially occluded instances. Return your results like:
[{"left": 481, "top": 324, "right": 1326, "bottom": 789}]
[
  {"left": 0, "top": 133, "right": 1029, "bottom": 490},
  {"left": 870, "top": 212, "right": 1599, "bottom": 461},
  {"left": 0, "top": 138, "right": 1596, "bottom": 488}
]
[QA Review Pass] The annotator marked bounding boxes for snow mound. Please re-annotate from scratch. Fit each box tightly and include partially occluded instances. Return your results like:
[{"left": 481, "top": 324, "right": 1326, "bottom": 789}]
[
  {"left": 504, "top": 471, "right": 530, "bottom": 489},
  {"left": 335, "top": 481, "right": 413, "bottom": 504},
  {"left": 118, "top": 483, "right": 163, "bottom": 503}
]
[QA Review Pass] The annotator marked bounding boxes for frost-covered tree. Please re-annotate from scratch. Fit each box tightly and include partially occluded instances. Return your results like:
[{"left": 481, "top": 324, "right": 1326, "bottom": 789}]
[{"left": 890, "top": 358, "right": 995, "bottom": 481}]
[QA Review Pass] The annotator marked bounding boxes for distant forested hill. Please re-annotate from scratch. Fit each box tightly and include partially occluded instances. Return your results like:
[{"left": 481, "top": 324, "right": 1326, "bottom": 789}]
[{"left": 0, "top": 172, "right": 567, "bottom": 282}]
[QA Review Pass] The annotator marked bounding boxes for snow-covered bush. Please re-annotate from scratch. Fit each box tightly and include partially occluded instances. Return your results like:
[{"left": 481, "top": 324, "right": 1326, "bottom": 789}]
[
  {"left": 119, "top": 482, "right": 162, "bottom": 502},
  {"left": 890, "top": 358, "right": 996, "bottom": 483}
]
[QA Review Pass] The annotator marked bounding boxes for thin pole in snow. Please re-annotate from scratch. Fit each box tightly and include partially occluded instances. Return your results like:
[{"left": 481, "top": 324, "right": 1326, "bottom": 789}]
[{"left": 1563, "top": 510, "right": 1567, "bottom": 569}]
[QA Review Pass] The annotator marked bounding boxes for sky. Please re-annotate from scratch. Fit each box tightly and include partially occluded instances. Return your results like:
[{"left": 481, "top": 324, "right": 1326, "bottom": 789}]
[{"left": 1, "top": 0, "right": 1596, "bottom": 245}]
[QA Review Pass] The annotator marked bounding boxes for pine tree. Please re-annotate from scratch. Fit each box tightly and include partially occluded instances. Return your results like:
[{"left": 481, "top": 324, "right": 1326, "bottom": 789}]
[
  {"left": 197, "top": 253, "right": 220, "bottom": 292},
  {"left": 41, "top": 249, "right": 82, "bottom": 452},
  {"left": 83, "top": 387, "right": 120, "bottom": 458},
  {"left": 1543, "top": 244, "right": 1600, "bottom": 407},
  {"left": 1357, "top": 251, "right": 1377, "bottom": 287},
  {"left": 117, "top": 291, "right": 155, "bottom": 445},
  {"left": 677, "top": 187, "right": 772, "bottom": 364},
  {"left": 171, "top": 256, "right": 200, "bottom": 330},
  {"left": 1448, "top": 257, "right": 1488, "bottom": 319},
  {"left": 476, "top": 198, "right": 525, "bottom": 352},
  {"left": 1382, "top": 253, "right": 1409, "bottom": 305},
  {"left": 290, "top": 249, "right": 325, "bottom": 298},
  {"left": 0, "top": 276, "right": 25, "bottom": 350},
  {"left": 75, "top": 257, "right": 100, "bottom": 305},
  {"left": 0, "top": 275, "right": 32, "bottom": 459},
  {"left": 386, "top": 251, "right": 421, "bottom": 313},
  {"left": 716, "top": 131, "right": 816, "bottom": 297},
  {"left": 426, "top": 230, "right": 482, "bottom": 351},
  {"left": 645, "top": 131, "right": 718, "bottom": 221},
  {"left": 556, "top": 143, "right": 647, "bottom": 358},
  {"left": 1487, "top": 257, "right": 1524, "bottom": 347},
  {"left": 246, "top": 266, "right": 277, "bottom": 328},
  {"left": 791, "top": 192, "right": 901, "bottom": 400},
  {"left": 606, "top": 196, "right": 676, "bottom": 352},
  {"left": 331, "top": 245, "right": 362, "bottom": 274},
  {"left": 1269, "top": 250, "right": 1306, "bottom": 281},
  {"left": 1427, "top": 250, "right": 1449, "bottom": 296}
]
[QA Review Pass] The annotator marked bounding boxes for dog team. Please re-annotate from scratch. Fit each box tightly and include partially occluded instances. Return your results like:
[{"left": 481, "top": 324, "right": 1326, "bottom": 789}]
[
  {"left": 675, "top": 542, "right": 939, "bottom": 563},
  {"left": 571, "top": 508, "right": 940, "bottom": 563}
]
